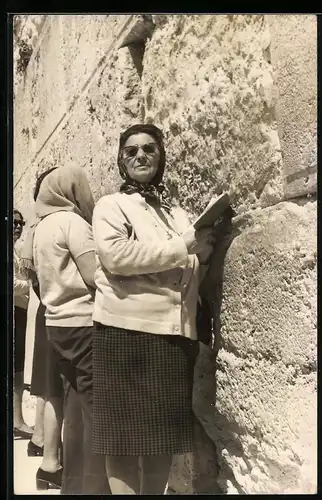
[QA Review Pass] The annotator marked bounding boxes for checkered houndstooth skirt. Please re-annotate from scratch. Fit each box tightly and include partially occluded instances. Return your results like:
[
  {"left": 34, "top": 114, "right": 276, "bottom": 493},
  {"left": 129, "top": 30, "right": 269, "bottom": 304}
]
[{"left": 92, "top": 324, "right": 199, "bottom": 456}]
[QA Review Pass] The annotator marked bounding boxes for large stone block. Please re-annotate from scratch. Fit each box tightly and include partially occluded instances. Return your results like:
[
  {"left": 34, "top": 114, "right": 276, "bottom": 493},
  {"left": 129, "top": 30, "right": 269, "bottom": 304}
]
[
  {"left": 142, "top": 15, "right": 284, "bottom": 216},
  {"left": 266, "top": 15, "right": 317, "bottom": 199},
  {"left": 200, "top": 200, "right": 317, "bottom": 494},
  {"left": 14, "top": 15, "right": 132, "bottom": 188},
  {"left": 27, "top": 48, "right": 141, "bottom": 203},
  {"left": 14, "top": 15, "right": 142, "bottom": 225}
]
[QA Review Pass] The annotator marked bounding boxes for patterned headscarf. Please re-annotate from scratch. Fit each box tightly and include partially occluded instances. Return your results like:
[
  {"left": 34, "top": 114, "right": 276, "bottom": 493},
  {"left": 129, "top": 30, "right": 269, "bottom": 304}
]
[{"left": 117, "top": 124, "right": 171, "bottom": 212}]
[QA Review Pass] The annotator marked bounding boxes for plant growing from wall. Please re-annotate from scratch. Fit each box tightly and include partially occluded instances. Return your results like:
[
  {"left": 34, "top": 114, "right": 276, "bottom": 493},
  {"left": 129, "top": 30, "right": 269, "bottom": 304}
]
[{"left": 16, "top": 39, "right": 33, "bottom": 75}]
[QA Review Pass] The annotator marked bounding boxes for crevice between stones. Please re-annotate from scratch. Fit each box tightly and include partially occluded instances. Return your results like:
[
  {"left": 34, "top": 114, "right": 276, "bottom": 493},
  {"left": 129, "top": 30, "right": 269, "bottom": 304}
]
[
  {"left": 119, "top": 15, "right": 155, "bottom": 79},
  {"left": 284, "top": 193, "right": 317, "bottom": 205}
]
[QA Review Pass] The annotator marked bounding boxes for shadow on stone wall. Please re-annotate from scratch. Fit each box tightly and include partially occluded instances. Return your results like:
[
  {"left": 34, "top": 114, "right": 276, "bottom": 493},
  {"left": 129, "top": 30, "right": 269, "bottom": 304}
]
[
  {"left": 168, "top": 211, "right": 242, "bottom": 494},
  {"left": 197, "top": 213, "right": 243, "bottom": 494},
  {"left": 199, "top": 210, "right": 238, "bottom": 353}
]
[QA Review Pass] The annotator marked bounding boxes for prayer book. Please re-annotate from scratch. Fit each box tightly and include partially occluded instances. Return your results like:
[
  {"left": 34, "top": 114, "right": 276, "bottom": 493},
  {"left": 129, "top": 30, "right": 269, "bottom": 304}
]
[{"left": 193, "top": 192, "right": 231, "bottom": 230}]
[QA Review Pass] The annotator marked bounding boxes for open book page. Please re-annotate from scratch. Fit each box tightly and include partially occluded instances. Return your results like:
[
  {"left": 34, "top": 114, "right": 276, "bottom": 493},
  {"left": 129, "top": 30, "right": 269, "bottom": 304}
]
[{"left": 192, "top": 192, "right": 231, "bottom": 230}]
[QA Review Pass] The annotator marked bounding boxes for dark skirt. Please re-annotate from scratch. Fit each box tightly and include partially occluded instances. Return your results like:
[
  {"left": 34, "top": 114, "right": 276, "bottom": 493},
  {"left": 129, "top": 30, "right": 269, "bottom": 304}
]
[
  {"left": 14, "top": 306, "right": 27, "bottom": 373},
  {"left": 30, "top": 302, "right": 63, "bottom": 398},
  {"left": 92, "top": 324, "right": 199, "bottom": 456}
]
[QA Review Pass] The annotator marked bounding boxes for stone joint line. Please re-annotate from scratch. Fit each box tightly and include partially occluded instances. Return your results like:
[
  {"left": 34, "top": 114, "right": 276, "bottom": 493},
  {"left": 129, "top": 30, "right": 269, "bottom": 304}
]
[{"left": 285, "top": 164, "right": 317, "bottom": 184}]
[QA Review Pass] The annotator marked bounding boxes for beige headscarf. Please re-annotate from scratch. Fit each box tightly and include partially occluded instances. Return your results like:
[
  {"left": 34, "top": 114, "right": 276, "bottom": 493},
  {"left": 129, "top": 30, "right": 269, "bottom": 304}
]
[{"left": 20, "top": 165, "right": 95, "bottom": 280}]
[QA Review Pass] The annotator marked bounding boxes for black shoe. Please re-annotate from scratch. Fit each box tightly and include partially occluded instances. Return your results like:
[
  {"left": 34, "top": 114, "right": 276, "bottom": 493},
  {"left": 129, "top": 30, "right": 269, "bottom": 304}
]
[
  {"left": 36, "top": 467, "right": 63, "bottom": 490},
  {"left": 14, "top": 426, "right": 34, "bottom": 439},
  {"left": 27, "top": 440, "right": 44, "bottom": 457}
]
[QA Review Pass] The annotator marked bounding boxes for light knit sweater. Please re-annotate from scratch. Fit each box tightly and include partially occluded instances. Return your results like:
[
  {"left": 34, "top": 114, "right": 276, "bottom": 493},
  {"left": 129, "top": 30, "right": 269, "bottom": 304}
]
[
  {"left": 33, "top": 211, "right": 95, "bottom": 327},
  {"left": 92, "top": 192, "right": 201, "bottom": 339}
]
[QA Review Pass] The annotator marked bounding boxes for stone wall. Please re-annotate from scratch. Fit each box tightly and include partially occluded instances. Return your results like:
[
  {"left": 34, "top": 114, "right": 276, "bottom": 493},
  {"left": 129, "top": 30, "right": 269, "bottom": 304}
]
[
  {"left": 13, "top": 14, "right": 317, "bottom": 494},
  {"left": 14, "top": 15, "right": 143, "bottom": 223},
  {"left": 266, "top": 15, "right": 317, "bottom": 200}
]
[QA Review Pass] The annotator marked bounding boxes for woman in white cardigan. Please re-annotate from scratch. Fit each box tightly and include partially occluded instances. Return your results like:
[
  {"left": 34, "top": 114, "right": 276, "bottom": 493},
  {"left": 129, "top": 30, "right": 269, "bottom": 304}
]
[{"left": 92, "top": 124, "right": 215, "bottom": 494}]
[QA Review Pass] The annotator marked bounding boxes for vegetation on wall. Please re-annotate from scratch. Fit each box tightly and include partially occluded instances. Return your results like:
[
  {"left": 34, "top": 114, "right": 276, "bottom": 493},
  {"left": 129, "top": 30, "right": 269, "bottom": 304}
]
[
  {"left": 16, "top": 39, "right": 33, "bottom": 75},
  {"left": 13, "top": 16, "right": 33, "bottom": 76}
]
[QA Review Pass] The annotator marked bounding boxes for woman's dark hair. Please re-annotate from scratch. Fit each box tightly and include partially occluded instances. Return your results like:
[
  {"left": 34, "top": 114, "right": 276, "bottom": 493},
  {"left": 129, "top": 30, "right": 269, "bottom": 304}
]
[
  {"left": 13, "top": 209, "right": 23, "bottom": 220},
  {"left": 33, "top": 167, "right": 58, "bottom": 201}
]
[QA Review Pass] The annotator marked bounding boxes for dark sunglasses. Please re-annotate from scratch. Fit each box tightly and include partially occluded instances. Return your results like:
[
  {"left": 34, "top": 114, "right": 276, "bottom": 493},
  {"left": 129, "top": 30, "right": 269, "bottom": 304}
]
[
  {"left": 14, "top": 220, "right": 25, "bottom": 227},
  {"left": 123, "top": 143, "right": 159, "bottom": 159}
]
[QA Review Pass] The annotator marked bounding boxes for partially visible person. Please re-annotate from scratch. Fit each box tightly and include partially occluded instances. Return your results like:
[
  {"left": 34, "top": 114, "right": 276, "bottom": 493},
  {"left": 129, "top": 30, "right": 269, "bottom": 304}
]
[
  {"left": 27, "top": 290, "right": 64, "bottom": 463},
  {"left": 20, "top": 168, "right": 64, "bottom": 476},
  {"left": 29, "top": 286, "right": 64, "bottom": 487},
  {"left": 13, "top": 209, "right": 34, "bottom": 438},
  {"left": 32, "top": 165, "right": 110, "bottom": 494}
]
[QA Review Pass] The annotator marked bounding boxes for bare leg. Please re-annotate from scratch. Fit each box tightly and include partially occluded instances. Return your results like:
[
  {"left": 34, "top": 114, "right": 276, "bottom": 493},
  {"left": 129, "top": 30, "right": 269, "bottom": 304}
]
[
  {"left": 105, "top": 456, "right": 140, "bottom": 494},
  {"left": 139, "top": 455, "right": 173, "bottom": 495},
  {"left": 13, "top": 371, "right": 24, "bottom": 427},
  {"left": 14, "top": 371, "right": 33, "bottom": 433},
  {"left": 31, "top": 396, "right": 45, "bottom": 447},
  {"left": 40, "top": 396, "right": 63, "bottom": 473}
]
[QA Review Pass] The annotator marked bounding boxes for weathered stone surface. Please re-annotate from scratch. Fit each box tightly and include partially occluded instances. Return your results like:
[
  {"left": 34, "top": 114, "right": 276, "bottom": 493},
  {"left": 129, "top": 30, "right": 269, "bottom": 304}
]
[
  {"left": 14, "top": 15, "right": 141, "bottom": 229},
  {"left": 168, "top": 415, "right": 221, "bottom": 494},
  {"left": 266, "top": 15, "right": 317, "bottom": 199},
  {"left": 167, "top": 344, "right": 221, "bottom": 494},
  {"left": 13, "top": 15, "right": 317, "bottom": 495},
  {"left": 14, "top": 15, "right": 131, "bottom": 169},
  {"left": 142, "top": 15, "right": 284, "bottom": 216},
  {"left": 14, "top": 15, "right": 130, "bottom": 182},
  {"left": 208, "top": 200, "right": 317, "bottom": 494},
  {"left": 13, "top": 15, "right": 47, "bottom": 96}
]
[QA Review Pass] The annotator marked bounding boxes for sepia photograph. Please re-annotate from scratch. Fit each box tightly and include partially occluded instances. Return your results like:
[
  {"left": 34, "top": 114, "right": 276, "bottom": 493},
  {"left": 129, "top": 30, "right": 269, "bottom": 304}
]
[{"left": 12, "top": 13, "right": 317, "bottom": 495}]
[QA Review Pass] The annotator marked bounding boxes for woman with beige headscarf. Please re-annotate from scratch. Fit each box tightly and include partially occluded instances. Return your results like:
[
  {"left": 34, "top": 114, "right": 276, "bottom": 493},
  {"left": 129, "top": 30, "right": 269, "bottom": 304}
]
[
  {"left": 30, "top": 165, "right": 110, "bottom": 494},
  {"left": 20, "top": 168, "right": 64, "bottom": 485}
]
